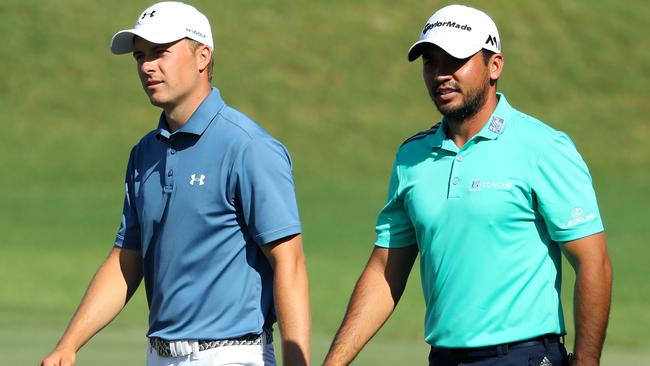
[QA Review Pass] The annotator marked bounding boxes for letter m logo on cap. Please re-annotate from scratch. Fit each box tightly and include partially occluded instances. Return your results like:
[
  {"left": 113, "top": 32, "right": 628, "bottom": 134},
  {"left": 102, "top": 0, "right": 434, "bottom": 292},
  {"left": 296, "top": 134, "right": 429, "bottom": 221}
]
[{"left": 485, "top": 34, "right": 498, "bottom": 48}]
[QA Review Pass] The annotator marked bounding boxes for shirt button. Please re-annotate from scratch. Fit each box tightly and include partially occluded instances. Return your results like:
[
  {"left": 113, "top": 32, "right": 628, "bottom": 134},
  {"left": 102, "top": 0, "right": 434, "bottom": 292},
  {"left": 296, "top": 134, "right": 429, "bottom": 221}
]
[
  {"left": 168, "top": 170, "right": 173, "bottom": 177},
  {"left": 170, "top": 149, "right": 176, "bottom": 155},
  {"left": 452, "top": 177, "right": 459, "bottom": 185},
  {"left": 457, "top": 155, "right": 463, "bottom": 162}
]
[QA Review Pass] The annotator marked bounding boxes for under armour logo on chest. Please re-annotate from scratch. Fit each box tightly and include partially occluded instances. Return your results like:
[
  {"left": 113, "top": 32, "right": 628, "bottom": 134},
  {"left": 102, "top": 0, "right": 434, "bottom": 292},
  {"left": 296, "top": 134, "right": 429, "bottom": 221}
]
[
  {"left": 189, "top": 174, "right": 205, "bottom": 186},
  {"left": 141, "top": 10, "right": 156, "bottom": 19}
]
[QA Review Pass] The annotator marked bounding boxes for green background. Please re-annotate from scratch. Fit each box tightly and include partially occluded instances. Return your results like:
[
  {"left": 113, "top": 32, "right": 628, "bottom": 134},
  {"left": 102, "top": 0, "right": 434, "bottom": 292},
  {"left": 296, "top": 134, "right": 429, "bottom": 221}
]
[{"left": 1, "top": 0, "right": 648, "bottom": 364}]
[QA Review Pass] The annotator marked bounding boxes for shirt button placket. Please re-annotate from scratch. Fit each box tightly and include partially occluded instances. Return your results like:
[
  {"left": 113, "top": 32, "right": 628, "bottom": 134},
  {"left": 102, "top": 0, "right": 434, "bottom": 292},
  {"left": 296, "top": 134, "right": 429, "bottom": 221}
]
[
  {"left": 448, "top": 153, "right": 463, "bottom": 199},
  {"left": 164, "top": 144, "right": 176, "bottom": 193}
]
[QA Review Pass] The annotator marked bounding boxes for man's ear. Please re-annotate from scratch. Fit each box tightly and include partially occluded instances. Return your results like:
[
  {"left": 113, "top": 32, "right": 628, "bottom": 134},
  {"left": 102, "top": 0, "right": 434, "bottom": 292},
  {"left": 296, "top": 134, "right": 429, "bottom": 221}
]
[
  {"left": 196, "top": 45, "right": 212, "bottom": 72},
  {"left": 489, "top": 53, "right": 504, "bottom": 81}
]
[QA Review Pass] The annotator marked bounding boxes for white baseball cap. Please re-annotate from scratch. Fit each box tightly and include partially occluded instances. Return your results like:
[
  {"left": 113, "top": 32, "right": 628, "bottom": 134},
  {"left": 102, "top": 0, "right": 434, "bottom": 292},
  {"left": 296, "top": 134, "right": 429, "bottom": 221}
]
[
  {"left": 110, "top": 1, "right": 213, "bottom": 55},
  {"left": 407, "top": 4, "right": 500, "bottom": 61}
]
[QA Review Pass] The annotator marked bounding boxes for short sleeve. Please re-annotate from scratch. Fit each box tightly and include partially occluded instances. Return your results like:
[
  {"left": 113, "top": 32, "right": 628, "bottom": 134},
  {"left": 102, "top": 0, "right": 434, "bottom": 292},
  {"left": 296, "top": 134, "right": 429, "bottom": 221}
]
[
  {"left": 236, "top": 138, "right": 302, "bottom": 245},
  {"left": 115, "top": 148, "right": 142, "bottom": 249},
  {"left": 532, "top": 132, "right": 604, "bottom": 242},
  {"left": 375, "top": 160, "right": 417, "bottom": 248}
]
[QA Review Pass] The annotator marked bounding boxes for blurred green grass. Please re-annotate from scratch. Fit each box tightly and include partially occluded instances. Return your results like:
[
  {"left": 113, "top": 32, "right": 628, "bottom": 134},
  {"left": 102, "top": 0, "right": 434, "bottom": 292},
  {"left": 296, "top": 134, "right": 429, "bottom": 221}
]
[{"left": 1, "top": 0, "right": 648, "bottom": 364}]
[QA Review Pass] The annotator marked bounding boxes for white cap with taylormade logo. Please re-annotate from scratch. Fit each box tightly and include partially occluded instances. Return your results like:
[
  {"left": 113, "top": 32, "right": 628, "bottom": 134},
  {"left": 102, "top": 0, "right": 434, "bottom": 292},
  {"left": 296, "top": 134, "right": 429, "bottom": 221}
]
[
  {"left": 110, "top": 1, "right": 213, "bottom": 55},
  {"left": 407, "top": 4, "right": 500, "bottom": 61}
]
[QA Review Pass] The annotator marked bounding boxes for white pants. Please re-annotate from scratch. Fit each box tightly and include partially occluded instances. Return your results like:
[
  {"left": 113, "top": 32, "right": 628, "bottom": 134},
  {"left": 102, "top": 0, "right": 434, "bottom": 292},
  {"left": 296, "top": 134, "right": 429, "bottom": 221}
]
[{"left": 146, "top": 339, "right": 275, "bottom": 366}]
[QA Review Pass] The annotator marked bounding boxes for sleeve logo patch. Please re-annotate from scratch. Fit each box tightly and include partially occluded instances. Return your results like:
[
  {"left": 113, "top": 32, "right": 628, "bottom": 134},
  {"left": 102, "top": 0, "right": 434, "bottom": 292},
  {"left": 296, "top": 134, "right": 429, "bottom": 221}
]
[{"left": 565, "top": 207, "right": 595, "bottom": 228}]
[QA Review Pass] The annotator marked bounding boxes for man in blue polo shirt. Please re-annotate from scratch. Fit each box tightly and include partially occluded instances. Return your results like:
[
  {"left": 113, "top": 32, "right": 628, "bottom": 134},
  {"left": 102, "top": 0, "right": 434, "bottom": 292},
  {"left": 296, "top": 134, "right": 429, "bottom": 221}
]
[
  {"left": 324, "top": 5, "right": 612, "bottom": 366},
  {"left": 40, "top": 2, "right": 310, "bottom": 366}
]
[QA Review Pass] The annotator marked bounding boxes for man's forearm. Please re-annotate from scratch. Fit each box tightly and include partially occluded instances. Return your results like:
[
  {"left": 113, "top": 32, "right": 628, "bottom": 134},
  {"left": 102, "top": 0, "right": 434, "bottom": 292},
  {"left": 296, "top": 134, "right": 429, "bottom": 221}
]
[
  {"left": 572, "top": 258, "right": 612, "bottom": 365},
  {"left": 263, "top": 235, "right": 311, "bottom": 366},
  {"left": 324, "top": 246, "right": 417, "bottom": 366},
  {"left": 273, "top": 251, "right": 311, "bottom": 366},
  {"left": 323, "top": 267, "right": 397, "bottom": 366},
  {"left": 41, "top": 248, "right": 142, "bottom": 366}
]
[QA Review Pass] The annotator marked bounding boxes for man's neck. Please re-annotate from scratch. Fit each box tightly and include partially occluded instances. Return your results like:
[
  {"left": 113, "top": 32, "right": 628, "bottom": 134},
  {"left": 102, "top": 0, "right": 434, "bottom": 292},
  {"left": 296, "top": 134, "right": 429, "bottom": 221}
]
[
  {"left": 163, "top": 84, "right": 212, "bottom": 132},
  {"left": 446, "top": 93, "right": 499, "bottom": 148}
]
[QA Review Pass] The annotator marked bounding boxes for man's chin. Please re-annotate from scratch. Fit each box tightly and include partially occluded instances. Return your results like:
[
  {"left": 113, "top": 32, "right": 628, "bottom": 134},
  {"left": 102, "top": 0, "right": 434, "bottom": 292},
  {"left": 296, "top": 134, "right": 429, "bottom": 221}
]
[
  {"left": 434, "top": 101, "right": 459, "bottom": 117},
  {"left": 146, "top": 94, "right": 167, "bottom": 108},
  {"left": 434, "top": 95, "right": 485, "bottom": 120},
  {"left": 149, "top": 99, "right": 165, "bottom": 108}
]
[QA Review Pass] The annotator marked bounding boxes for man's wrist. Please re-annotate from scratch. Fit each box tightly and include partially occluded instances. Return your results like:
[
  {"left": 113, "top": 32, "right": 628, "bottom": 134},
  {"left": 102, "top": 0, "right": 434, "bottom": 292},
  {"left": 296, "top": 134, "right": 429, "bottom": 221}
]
[
  {"left": 54, "top": 339, "right": 80, "bottom": 353},
  {"left": 569, "top": 352, "right": 601, "bottom": 366}
]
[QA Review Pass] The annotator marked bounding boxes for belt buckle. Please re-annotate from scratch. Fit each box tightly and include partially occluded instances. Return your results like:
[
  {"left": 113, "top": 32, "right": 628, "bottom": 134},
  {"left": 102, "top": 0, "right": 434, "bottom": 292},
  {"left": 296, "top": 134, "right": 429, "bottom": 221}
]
[{"left": 170, "top": 340, "right": 198, "bottom": 357}]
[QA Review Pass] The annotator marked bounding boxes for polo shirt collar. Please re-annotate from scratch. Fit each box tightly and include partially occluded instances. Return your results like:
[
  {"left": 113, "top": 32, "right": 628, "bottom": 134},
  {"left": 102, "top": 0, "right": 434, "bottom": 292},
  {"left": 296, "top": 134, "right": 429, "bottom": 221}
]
[
  {"left": 428, "top": 121, "right": 453, "bottom": 151},
  {"left": 157, "top": 87, "right": 226, "bottom": 139},
  {"left": 427, "top": 92, "right": 513, "bottom": 151}
]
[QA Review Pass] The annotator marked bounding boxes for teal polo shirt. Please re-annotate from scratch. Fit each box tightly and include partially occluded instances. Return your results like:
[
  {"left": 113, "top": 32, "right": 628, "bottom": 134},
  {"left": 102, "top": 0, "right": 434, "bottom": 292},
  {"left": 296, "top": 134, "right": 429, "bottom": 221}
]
[
  {"left": 115, "top": 87, "right": 301, "bottom": 341},
  {"left": 375, "top": 94, "right": 603, "bottom": 348}
]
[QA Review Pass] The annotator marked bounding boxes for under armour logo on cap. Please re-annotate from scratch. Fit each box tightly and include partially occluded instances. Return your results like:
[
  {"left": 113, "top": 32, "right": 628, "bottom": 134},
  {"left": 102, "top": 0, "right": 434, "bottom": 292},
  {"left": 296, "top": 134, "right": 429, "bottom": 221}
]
[{"left": 141, "top": 10, "right": 157, "bottom": 19}]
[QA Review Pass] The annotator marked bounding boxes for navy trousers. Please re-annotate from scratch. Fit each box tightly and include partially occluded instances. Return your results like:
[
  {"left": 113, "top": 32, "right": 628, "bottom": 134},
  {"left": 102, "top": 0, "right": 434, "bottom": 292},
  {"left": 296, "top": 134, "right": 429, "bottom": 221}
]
[{"left": 428, "top": 341, "right": 569, "bottom": 366}]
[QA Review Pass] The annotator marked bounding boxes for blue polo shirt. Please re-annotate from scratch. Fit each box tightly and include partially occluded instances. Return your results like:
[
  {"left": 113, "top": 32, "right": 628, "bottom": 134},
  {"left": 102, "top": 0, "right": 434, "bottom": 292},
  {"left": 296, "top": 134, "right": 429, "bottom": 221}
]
[
  {"left": 115, "top": 87, "right": 301, "bottom": 341},
  {"left": 375, "top": 94, "right": 603, "bottom": 347}
]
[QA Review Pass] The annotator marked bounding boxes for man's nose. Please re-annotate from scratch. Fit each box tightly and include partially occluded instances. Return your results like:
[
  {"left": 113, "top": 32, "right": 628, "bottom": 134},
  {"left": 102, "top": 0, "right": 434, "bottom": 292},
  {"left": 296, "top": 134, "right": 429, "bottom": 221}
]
[
  {"left": 139, "top": 57, "right": 156, "bottom": 74},
  {"left": 436, "top": 60, "right": 458, "bottom": 77}
]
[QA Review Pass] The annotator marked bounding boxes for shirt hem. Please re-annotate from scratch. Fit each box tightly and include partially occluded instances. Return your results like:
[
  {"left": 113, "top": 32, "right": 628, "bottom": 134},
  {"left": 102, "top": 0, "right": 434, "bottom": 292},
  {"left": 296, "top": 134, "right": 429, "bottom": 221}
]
[
  {"left": 552, "top": 225, "right": 604, "bottom": 243},
  {"left": 256, "top": 224, "right": 302, "bottom": 245},
  {"left": 374, "top": 239, "right": 417, "bottom": 248}
]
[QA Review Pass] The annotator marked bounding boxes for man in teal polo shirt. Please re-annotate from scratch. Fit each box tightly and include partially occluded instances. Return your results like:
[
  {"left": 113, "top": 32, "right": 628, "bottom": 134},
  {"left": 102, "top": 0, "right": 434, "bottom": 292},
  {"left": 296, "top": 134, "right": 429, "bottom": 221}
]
[
  {"left": 40, "top": 3, "right": 310, "bottom": 366},
  {"left": 324, "top": 5, "right": 612, "bottom": 366}
]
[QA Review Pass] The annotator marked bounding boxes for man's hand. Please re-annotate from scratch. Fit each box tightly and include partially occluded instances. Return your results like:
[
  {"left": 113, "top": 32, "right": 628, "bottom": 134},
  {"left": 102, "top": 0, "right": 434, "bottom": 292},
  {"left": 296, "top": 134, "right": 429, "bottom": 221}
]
[{"left": 39, "top": 346, "right": 76, "bottom": 366}]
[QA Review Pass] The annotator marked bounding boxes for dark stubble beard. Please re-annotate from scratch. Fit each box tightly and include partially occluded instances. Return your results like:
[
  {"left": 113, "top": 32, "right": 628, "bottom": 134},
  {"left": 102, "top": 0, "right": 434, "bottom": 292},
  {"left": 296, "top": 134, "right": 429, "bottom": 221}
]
[{"left": 434, "top": 81, "right": 490, "bottom": 121}]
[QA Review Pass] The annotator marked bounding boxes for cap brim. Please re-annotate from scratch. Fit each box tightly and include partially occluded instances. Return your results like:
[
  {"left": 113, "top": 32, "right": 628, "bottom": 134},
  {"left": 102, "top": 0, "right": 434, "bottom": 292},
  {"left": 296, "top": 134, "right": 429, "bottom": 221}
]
[
  {"left": 407, "top": 40, "right": 431, "bottom": 62},
  {"left": 109, "top": 28, "right": 186, "bottom": 55},
  {"left": 407, "top": 39, "right": 481, "bottom": 62},
  {"left": 110, "top": 30, "right": 138, "bottom": 54}
]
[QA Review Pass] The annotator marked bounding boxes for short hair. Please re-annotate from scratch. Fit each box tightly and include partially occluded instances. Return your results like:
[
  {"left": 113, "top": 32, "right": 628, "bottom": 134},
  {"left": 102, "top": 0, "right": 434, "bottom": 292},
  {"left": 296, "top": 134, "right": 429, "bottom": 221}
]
[
  {"left": 186, "top": 39, "right": 214, "bottom": 82},
  {"left": 481, "top": 49, "right": 499, "bottom": 85},
  {"left": 480, "top": 49, "right": 495, "bottom": 66}
]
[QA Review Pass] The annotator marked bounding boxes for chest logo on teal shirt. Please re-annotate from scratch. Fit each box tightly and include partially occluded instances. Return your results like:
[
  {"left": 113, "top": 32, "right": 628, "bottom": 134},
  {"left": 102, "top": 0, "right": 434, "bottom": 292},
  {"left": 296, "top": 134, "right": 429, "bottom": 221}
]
[
  {"left": 469, "top": 179, "right": 513, "bottom": 191},
  {"left": 189, "top": 174, "right": 206, "bottom": 186}
]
